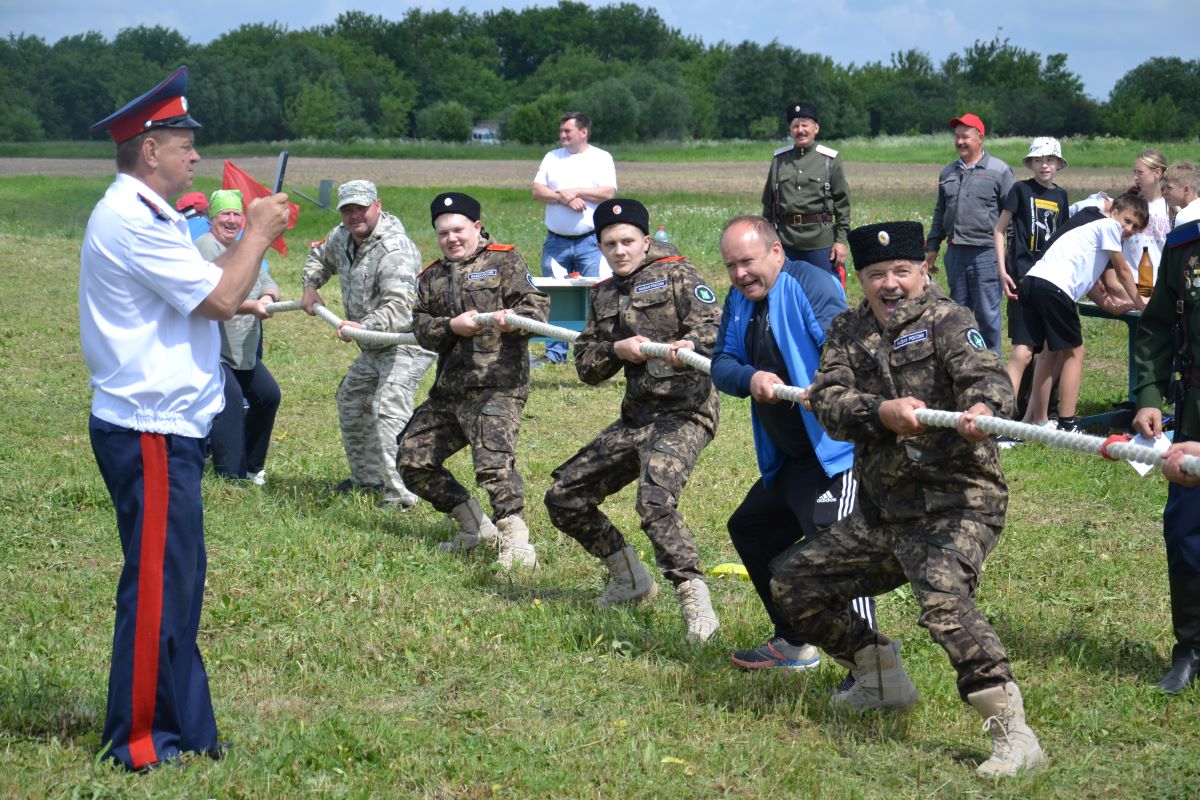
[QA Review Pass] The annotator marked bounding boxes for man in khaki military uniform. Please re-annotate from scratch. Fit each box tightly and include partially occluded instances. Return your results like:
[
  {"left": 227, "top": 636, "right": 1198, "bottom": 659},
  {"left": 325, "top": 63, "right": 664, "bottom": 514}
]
[
  {"left": 397, "top": 192, "right": 549, "bottom": 569},
  {"left": 771, "top": 221, "right": 1045, "bottom": 778},
  {"left": 301, "top": 180, "right": 435, "bottom": 509},
  {"left": 762, "top": 101, "right": 851, "bottom": 280},
  {"left": 543, "top": 198, "right": 723, "bottom": 643}
]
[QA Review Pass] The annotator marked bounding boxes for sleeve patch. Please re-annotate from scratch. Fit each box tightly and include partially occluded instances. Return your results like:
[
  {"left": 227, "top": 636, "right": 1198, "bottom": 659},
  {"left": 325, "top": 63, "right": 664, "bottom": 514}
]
[
  {"left": 694, "top": 284, "right": 717, "bottom": 304},
  {"left": 966, "top": 328, "right": 987, "bottom": 350}
]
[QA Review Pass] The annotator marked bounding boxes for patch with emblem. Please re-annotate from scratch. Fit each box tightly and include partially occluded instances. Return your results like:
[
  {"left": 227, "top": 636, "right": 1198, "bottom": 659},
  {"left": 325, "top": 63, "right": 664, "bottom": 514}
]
[
  {"left": 635, "top": 278, "right": 668, "bottom": 294},
  {"left": 467, "top": 269, "right": 498, "bottom": 280},
  {"left": 526, "top": 272, "right": 536, "bottom": 288},
  {"left": 878, "top": 230, "right": 890, "bottom": 246},
  {"left": 694, "top": 284, "right": 717, "bottom": 304},
  {"left": 612, "top": 204, "right": 623, "bottom": 215},
  {"left": 443, "top": 197, "right": 453, "bottom": 206},
  {"left": 966, "top": 328, "right": 986, "bottom": 350},
  {"left": 893, "top": 330, "right": 928, "bottom": 349}
]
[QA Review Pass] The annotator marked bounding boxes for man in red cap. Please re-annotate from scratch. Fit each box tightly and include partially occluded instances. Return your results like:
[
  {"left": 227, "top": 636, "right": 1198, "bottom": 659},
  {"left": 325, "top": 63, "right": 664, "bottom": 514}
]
[
  {"left": 176, "top": 191, "right": 211, "bottom": 239},
  {"left": 80, "top": 66, "right": 291, "bottom": 771},
  {"left": 923, "top": 113, "right": 1014, "bottom": 357}
]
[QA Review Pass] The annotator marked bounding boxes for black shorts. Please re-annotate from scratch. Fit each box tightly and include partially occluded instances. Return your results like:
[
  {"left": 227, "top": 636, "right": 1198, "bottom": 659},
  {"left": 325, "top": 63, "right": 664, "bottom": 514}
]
[
  {"left": 1020, "top": 275, "right": 1082, "bottom": 353},
  {"left": 1006, "top": 297, "right": 1036, "bottom": 348}
]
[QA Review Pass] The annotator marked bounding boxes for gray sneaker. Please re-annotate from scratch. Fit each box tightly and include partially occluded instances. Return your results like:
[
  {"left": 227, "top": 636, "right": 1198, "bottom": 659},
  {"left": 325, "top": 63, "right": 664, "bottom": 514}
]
[{"left": 731, "top": 637, "right": 820, "bottom": 671}]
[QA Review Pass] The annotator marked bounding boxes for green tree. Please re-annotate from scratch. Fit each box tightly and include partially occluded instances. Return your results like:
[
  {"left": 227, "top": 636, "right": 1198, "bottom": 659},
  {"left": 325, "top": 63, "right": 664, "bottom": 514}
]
[
  {"left": 508, "top": 94, "right": 567, "bottom": 144},
  {"left": 414, "top": 100, "right": 473, "bottom": 141},
  {"left": 283, "top": 77, "right": 354, "bottom": 139}
]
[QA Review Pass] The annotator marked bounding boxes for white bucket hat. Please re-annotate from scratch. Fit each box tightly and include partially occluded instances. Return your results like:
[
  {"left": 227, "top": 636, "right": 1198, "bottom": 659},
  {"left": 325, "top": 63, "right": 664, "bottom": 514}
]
[{"left": 1023, "top": 137, "right": 1066, "bottom": 169}]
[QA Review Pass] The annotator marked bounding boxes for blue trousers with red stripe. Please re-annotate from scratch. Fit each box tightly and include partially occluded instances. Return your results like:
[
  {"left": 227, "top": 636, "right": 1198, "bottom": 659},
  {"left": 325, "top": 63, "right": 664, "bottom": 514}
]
[{"left": 89, "top": 416, "right": 218, "bottom": 770}]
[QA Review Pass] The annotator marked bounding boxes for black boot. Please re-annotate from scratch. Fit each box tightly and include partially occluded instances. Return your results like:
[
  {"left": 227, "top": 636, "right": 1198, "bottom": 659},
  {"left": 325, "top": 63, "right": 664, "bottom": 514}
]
[{"left": 1156, "top": 573, "right": 1200, "bottom": 693}]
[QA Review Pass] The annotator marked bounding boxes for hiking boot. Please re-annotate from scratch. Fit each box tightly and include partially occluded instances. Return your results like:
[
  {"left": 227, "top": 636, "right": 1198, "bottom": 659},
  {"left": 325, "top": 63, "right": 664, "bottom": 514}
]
[
  {"left": 597, "top": 546, "right": 658, "bottom": 607},
  {"left": 829, "top": 640, "right": 920, "bottom": 711},
  {"left": 968, "top": 682, "right": 1047, "bottom": 777},
  {"left": 496, "top": 515, "right": 538, "bottom": 569},
  {"left": 676, "top": 578, "right": 719, "bottom": 643},
  {"left": 440, "top": 498, "right": 500, "bottom": 553},
  {"left": 333, "top": 478, "right": 385, "bottom": 495},
  {"left": 731, "top": 637, "right": 820, "bottom": 671}
]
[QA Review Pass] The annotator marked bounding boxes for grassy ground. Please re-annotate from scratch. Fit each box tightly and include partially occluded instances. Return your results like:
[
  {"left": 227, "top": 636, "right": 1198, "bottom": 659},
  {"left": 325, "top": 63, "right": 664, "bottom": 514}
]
[
  {"left": 0, "top": 176, "right": 1190, "bottom": 798},
  {"left": 0, "top": 134, "right": 1195, "bottom": 167}
]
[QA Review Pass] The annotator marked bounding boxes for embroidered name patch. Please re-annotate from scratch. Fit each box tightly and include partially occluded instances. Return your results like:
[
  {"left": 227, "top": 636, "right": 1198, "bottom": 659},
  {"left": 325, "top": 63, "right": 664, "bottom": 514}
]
[
  {"left": 468, "top": 269, "right": 498, "bottom": 280},
  {"left": 893, "top": 330, "right": 928, "bottom": 349},
  {"left": 635, "top": 278, "right": 668, "bottom": 294}
]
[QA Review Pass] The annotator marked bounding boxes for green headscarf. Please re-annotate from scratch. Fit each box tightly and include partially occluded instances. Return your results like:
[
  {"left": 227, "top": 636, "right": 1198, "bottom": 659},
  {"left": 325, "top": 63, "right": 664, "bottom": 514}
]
[{"left": 208, "top": 189, "right": 243, "bottom": 217}]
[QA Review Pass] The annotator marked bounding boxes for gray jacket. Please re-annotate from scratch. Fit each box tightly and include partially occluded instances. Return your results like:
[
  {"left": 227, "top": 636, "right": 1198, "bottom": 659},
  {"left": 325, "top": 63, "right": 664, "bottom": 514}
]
[{"left": 926, "top": 151, "right": 1014, "bottom": 250}]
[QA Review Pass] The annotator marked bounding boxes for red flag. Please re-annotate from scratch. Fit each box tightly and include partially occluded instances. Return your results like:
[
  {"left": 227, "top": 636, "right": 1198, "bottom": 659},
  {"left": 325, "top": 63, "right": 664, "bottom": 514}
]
[{"left": 221, "top": 160, "right": 299, "bottom": 256}]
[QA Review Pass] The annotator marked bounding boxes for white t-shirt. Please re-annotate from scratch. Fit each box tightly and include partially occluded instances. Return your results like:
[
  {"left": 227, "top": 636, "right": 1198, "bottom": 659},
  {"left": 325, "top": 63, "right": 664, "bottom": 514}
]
[
  {"left": 1175, "top": 199, "right": 1200, "bottom": 228},
  {"left": 1026, "top": 217, "right": 1124, "bottom": 302},
  {"left": 80, "top": 173, "right": 225, "bottom": 438},
  {"left": 534, "top": 145, "right": 617, "bottom": 235},
  {"left": 1123, "top": 196, "right": 1170, "bottom": 285}
]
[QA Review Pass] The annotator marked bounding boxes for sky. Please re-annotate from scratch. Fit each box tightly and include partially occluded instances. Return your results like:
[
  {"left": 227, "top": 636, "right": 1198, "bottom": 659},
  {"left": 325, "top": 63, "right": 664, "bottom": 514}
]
[{"left": 3, "top": 0, "right": 1195, "bottom": 101}]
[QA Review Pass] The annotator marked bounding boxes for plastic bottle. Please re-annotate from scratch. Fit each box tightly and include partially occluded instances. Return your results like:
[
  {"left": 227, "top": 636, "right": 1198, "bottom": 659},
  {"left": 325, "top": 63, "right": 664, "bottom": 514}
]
[
  {"left": 1137, "top": 246, "right": 1154, "bottom": 297},
  {"left": 652, "top": 226, "right": 671, "bottom": 243}
]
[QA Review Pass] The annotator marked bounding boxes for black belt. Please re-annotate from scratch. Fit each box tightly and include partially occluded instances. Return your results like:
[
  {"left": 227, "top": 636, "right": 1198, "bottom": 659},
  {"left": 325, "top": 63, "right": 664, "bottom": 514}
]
[
  {"left": 791, "top": 214, "right": 832, "bottom": 225},
  {"left": 548, "top": 230, "right": 593, "bottom": 241}
]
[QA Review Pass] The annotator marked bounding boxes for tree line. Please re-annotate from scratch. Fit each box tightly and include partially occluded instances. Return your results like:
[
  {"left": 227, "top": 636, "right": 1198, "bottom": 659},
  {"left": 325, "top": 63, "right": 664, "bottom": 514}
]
[{"left": 2, "top": 2, "right": 1198, "bottom": 145}]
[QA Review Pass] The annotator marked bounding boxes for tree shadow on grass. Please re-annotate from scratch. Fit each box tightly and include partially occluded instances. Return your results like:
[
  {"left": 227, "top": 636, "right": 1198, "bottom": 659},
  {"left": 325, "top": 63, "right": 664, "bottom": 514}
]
[{"left": 0, "top": 670, "right": 99, "bottom": 742}]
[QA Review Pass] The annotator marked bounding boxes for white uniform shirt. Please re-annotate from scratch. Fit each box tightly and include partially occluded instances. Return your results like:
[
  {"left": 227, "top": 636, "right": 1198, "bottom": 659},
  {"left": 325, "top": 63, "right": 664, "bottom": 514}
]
[
  {"left": 1026, "top": 217, "right": 1124, "bottom": 302},
  {"left": 80, "top": 173, "right": 225, "bottom": 437},
  {"left": 1175, "top": 199, "right": 1200, "bottom": 228},
  {"left": 534, "top": 145, "right": 617, "bottom": 236}
]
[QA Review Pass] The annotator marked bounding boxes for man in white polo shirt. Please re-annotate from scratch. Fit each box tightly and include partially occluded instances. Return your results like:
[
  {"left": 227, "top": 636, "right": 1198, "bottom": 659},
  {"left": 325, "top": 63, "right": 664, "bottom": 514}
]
[{"left": 531, "top": 111, "right": 617, "bottom": 363}]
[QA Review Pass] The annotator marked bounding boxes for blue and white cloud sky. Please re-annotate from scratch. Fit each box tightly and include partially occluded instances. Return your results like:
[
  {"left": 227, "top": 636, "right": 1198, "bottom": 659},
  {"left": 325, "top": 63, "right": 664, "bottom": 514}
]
[{"left": 3, "top": 0, "right": 1194, "bottom": 100}]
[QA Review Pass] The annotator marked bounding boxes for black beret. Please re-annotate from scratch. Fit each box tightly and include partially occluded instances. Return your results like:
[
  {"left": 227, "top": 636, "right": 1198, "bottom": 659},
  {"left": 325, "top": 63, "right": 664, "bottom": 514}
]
[
  {"left": 787, "top": 102, "right": 819, "bottom": 124},
  {"left": 430, "top": 191, "right": 481, "bottom": 225},
  {"left": 593, "top": 198, "right": 649, "bottom": 238},
  {"left": 848, "top": 222, "right": 926, "bottom": 269}
]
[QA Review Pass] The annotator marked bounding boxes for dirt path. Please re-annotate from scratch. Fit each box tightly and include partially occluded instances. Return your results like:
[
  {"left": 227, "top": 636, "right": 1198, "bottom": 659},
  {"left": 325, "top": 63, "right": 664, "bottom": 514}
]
[{"left": 0, "top": 156, "right": 1128, "bottom": 196}]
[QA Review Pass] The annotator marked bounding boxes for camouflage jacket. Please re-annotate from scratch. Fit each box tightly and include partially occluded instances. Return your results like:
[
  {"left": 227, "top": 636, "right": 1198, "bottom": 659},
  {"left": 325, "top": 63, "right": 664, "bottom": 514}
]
[
  {"left": 808, "top": 285, "right": 1014, "bottom": 525},
  {"left": 301, "top": 211, "right": 420, "bottom": 350},
  {"left": 575, "top": 241, "right": 722, "bottom": 432},
  {"left": 413, "top": 234, "right": 549, "bottom": 398}
]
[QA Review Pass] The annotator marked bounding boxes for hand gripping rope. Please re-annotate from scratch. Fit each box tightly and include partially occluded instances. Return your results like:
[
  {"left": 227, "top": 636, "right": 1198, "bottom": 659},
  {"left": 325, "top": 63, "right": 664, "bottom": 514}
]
[{"left": 265, "top": 306, "right": 1200, "bottom": 478}]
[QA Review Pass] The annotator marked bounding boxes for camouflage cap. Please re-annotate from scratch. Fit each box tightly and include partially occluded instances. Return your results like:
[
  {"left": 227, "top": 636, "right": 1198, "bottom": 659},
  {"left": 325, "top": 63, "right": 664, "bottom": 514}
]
[
  {"left": 337, "top": 180, "right": 378, "bottom": 209},
  {"left": 848, "top": 221, "right": 925, "bottom": 269}
]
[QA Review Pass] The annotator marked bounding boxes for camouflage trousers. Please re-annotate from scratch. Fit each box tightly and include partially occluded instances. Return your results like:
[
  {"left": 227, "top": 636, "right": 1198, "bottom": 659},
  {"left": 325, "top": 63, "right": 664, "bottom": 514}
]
[
  {"left": 770, "top": 510, "right": 1012, "bottom": 700},
  {"left": 396, "top": 389, "right": 527, "bottom": 520},
  {"left": 336, "top": 345, "right": 435, "bottom": 503},
  {"left": 544, "top": 414, "right": 711, "bottom": 584}
]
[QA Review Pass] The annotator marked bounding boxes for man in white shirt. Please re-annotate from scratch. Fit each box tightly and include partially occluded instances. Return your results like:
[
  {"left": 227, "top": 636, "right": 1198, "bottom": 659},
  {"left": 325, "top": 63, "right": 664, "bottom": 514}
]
[
  {"left": 1164, "top": 161, "right": 1200, "bottom": 228},
  {"left": 531, "top": 111, "right": 617, "bottom": 362},
  {"left": 80, "top": 66, "right": 290, "bottom": 772}
]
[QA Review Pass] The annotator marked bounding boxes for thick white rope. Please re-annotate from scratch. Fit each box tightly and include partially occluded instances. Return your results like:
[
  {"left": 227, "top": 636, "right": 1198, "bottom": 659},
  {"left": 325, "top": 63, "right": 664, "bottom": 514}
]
[{"left": 266, "top": 306, "right": 1195, "bottom": 477}]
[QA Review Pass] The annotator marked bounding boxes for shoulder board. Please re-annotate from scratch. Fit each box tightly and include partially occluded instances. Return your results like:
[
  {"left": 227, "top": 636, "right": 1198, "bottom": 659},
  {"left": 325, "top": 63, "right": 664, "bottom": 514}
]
[
  {"left": 651, "top": 255, "right": 687, "bottom": 264},
  {"left": 486, "top": 243, "right": 515, "bottom": 252},
  {"left": 814, "top": 144, "right": 839, "bottom": 158},
  {"left": 773, "top": 144, "right": 795, "bottom": 157},
  {"left": 1167, "top": 221, "right": 1200, "bottom": 249},
  {"left": 595, "top": 276, "right": 615, "bottom": 287},
  {"left": 417, "top": 259, "right": 442, "bottom": 277},
  {"left": 137, "top": 193, "right": 168, "bottom": 221},
  {"left": 309, "top": 235, "right": 328, "bottom": 249}
]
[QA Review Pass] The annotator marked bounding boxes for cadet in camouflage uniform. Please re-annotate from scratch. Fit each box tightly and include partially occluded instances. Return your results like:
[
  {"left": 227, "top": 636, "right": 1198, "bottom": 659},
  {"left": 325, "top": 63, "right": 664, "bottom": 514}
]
[
  {"left": 770, "top": 221, "right": 1046, "bottom": 778},
  {"left": 762, "top": 101, "right": 851, "bottom": 280},
  {"left": 396, "top": 192, "right": 549, "bottom": 569},
  {"left": 301, "top": 180, "right": 435, "bottom": 509},
  {"left": 543, "top": 198, "right": 723, "bottom": 643}
]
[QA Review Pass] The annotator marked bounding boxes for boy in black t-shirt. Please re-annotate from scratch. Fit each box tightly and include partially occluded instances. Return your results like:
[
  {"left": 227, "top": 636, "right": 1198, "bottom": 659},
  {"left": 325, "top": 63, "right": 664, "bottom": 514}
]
[{"left": 994, "top": 137, "right": 1069, "bottom": 408}]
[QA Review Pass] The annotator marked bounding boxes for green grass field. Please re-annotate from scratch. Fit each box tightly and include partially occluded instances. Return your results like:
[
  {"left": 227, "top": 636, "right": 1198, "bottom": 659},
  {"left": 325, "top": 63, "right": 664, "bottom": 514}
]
[{"left": 0, "top": 173, "right": 1191, "bottom": 799}]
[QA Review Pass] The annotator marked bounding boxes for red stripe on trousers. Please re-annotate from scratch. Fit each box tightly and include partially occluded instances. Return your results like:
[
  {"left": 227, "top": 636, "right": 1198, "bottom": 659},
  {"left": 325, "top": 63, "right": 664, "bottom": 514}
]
[{"left": 129, "top": 432, "right": 169, "bottom": 769}]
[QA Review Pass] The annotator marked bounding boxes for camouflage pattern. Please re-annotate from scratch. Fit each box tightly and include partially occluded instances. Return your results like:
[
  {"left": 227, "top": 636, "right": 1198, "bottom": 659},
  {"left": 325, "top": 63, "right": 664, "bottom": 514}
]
[
  {"left": 770, "top": 282, "right": 1018, "bottom": 701},
  {"left": 545, "top": 242, "right": 722, "bottom": 584},
  {"left": 574, "top": 241, "right": 722, "bottom": 433},
  {"left": 397, "top": 236, "right": 547, "bottom": 519},
  {"left": 412, "top": 235, "right": 549, "bottom": 397},
  {"left": 337, "top": 345, "right": 435, "bottom": 503},
  {"left": 762, "top": 144, "right": 851, "bottom": 252},
  {"left": 770, "top": 511, "right": 1013, "bottom": 700},
  {"left": 304, "top": 210, "right": 434, "bottom": 502},
  {"left": 808, "top": 284, "right": 1014, "bottom": 526},
  {"left": 545, "top": 414, "right": 712, "bottom": 584},
  {"left": 302, "top": 211, "right": 422, "bottom": 348}
]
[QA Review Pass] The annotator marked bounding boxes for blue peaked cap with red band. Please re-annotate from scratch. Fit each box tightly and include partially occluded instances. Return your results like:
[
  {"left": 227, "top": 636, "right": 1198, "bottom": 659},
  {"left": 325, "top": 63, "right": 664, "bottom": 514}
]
[{"left": 90, "top": 66, "right": 201, "bottom": 144}]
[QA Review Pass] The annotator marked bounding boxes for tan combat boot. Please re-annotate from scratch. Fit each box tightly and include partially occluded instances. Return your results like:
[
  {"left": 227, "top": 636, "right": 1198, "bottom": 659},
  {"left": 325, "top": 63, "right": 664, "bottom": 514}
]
[
  {"left": 830, "top": 640, "right": 921, "bottom": 711},
  {"left": 496, "top": 515, "right": 538, "bottom": 569},
  {"left": 597, "top": 546, "right": 659, "bottom": 608},
  {"left": 439, "top": 497, "right": 499, "bottom": 553},
  {"left": 968, "top": 682, "right": 1047, "bottom": 777},
  {"left": 676, "top": 578, "right": 719, "bottom": 643}
]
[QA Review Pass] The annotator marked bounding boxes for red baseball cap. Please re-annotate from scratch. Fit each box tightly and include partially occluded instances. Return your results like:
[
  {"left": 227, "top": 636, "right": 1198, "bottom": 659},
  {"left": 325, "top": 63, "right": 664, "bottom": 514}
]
[
  {"left": 175, "top": 192, "right": 208, "bottom": 213},
  {"left": 949, "top": 113, "right": 985, "bottom": 135}
]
